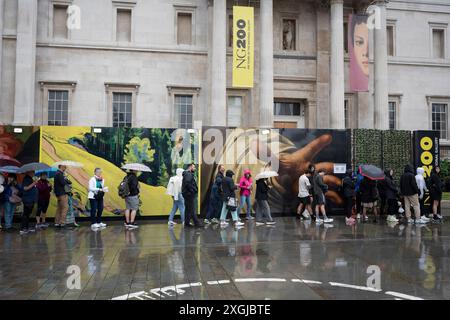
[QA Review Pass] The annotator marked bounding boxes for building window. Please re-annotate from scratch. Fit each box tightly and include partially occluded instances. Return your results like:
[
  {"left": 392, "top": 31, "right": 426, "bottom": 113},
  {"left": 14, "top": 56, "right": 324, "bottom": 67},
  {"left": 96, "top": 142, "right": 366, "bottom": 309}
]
[
  {"left": 175, "top": 95, "right": 193, "bottom": 129},
  {"left": 387, "top": 25, "right": 394, "bottom": 56},
  {"left": 112, "top": 92, "right": 132, "bottom": 127},
  {"left": 227, "top": 96, "right": 242, "bottom": 127},
  {"left": 344, "top": 22, "right": 348, "bottom": 54},
  {"left": 48, "top": 90, "right": 69, "bottom": 126},
  {"left": 432, "top": 103, "right": 448, "bottom": 139},
  {"left": 389, "top": 101, "right": 397, "bottom": 130},
  {"left": 274, "top": 102, "right": 302, "bottom": 116},
  {"left": 432, "top": 29, "right": 445, "bottom": 59},
  {"left": 177, "top": 12, "right": 192, "bottom": 45},
  {"left": 116, "top": 9, "right": 131, "bottom": 42},
  {"left": 53, "top": 5, "right": 68, "bottom": 39},
  {"left": 282, "top": 19, "right": 296, "bottom": 50}
]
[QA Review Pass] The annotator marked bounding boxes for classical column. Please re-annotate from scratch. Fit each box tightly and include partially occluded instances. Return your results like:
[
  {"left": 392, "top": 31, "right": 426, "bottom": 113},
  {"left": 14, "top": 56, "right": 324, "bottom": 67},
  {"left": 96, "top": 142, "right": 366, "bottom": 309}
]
[
  {"left": 374, "top": 0, "right": 389, "bottom": 130},
  {"left": 329, "top": 0, "right": 345, "bottom": 129},
  {"left": 13, "top": 0, "right": 38, "bottom": 125},
  {"left": 259, "top": 0, "right": 274, "bottom": 128},
  {"left": 0, "top": 0, "right": 4, "bottom": 107},
  {"left": 210, "top": 0, "right": 227, "bottom": 127}
]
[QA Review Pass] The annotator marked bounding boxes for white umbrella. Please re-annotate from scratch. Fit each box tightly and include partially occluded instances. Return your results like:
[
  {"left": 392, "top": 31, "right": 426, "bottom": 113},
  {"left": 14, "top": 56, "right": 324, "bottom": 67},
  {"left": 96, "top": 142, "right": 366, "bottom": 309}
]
[
  {"left": 53, "top": 160, "right": 84, "bottom": 168},
  {"left": 255, "top": 170, "right": 279, "bottom": 180},
  {"left": 18, "top": 162, "right": 51, "bottom": 174},
  {"left": 121, "top": 163, "right": 152, "bottom": 172}
]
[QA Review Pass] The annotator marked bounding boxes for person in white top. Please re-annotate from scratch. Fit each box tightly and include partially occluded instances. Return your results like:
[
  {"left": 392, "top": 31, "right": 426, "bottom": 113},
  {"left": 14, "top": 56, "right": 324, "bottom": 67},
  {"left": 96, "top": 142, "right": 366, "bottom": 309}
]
[
  {"left": 415, "top": 167, "right": 430, "bottom": 222},
  {"left": 297, "top": 169, "right": 314, "bottom": 220},
  {"left": 88, "top": 168, "right": 108, "bottom": 231},
  {"left": 167, "top": 168, "right": 185, "bottom": 226}
]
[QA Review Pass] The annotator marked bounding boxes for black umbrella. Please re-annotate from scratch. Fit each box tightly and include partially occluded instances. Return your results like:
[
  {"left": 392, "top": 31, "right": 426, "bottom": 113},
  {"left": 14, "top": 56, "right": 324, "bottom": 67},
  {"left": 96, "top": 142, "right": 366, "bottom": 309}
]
[{"left": 359, "top": 164, "right": 385, "bottom": 180}]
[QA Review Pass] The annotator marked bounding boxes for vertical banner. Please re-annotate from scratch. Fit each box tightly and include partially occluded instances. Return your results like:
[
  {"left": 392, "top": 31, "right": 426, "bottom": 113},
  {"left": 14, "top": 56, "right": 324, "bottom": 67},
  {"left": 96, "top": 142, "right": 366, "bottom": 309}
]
[
  {"left": 349, "top": 14, "right": 369, "bottom": 92},
  {"left": 413, "top": 130, "right": 440, "bottom": 214},
  {"left": 232, "top": 6, "right": 254, "bottom": 88}
]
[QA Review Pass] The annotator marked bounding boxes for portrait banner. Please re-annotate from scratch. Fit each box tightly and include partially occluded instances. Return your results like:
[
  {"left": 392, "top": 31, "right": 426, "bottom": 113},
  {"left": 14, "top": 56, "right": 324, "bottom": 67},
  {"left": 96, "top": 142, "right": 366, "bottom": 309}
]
[
  {"left": 232, "top": 6, "right": 254, "bottom": 88},
  {"left": 349, "top": 14, "right": 369, "bottom": 92}
]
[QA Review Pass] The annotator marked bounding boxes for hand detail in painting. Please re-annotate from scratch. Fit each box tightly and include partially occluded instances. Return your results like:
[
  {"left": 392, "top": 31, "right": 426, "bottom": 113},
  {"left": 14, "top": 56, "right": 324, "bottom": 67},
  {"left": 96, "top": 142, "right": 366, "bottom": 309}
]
[{"left": 251, "top": 134, "right": 343, "bottom": 205}]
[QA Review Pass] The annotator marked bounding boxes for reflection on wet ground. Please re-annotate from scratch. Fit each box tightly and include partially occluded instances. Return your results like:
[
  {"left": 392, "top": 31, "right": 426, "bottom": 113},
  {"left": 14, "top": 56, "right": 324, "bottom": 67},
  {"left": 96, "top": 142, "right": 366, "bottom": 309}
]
[{"left": 0, "top": 217, "right": 449, "bottom": 300}]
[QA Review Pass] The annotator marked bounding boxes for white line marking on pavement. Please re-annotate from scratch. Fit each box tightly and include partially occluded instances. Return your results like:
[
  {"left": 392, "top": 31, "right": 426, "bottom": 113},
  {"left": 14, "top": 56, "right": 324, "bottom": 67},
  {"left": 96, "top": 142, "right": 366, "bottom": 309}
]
[
  {"left": 207, "top": 280, "right": 231, "bottom": 285},
  {"left": 291, "top": 279, "right": 323, "bottom": 284},
  {"left": 329, "top": 282, "right": 382, "bottom": 292},
  {"left": 385, "top": 291, "right": 424, "bottom": 300},
  {"left": 234, "top": 278, "right": 287, "bottom": 283}
]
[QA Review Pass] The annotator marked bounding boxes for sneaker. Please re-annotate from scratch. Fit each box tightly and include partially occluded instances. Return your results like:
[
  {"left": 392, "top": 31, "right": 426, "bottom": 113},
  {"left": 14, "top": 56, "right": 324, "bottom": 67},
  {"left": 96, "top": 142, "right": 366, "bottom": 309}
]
[
  {"left": 356, "top": 214, "right": 361, "bottom": 220},
  {"left": 407, "top": 218, "right": 414, "bottom": 224},
  {"left": 220, "top": 221, "right": 229, "bottom": 228},
  {"left": 203, "top": 219, "right": 211, "bottom": 224},
  {"left": 246, "top": 216, "right": 254, "bottom": 220},
  {"left": 265, "top": 221, "right": 276, "bottom": 225},
  {"left": 73, "top": 222, "right": 81, "bottom": 227},
  {"left": 323, "top": 218, "right": 333, "bottom": 223},
  {"left": 315, "top": 218, "right": 323, "bottom": 225},
  {"left": 124, "top": 222, "right": 131, "bottom": 227},
  {"left": 364, "top": 215, "right": 369, "bottom": 222},
  {"left": 168, "top": 221, "right": 176, "bottom": 226},
  {"left": 91, "top": 224, "right": 100, "bottom": 231},
  {"left": 437, "top": 214, "right": 443, "bottom": 220},
  {"left": 420, "top": 216, "right": 430, "bottom": 223},
  {"left": 98, "top": 223, "right": 106, "bottom": 227},
  {"left": 416, "top": 217, "right": 429, "bottom": 224},
  {"left": 19, "top": 229, "right": 28, "bottom": 235},
  {"left": 387, "top": 215, "right": 399, "bottom": 222},
  {"left": 324, "top": 223, "right": 334, "bottom": 228},
  {"left": 211, "top": 218, "right": 219, "bottom": 224},
  {"left": 28, "top": 227, "right": 36, "bottom": 233},
  {"left": 255, "top": 221, "right": 265, "bottom": 226},
  {"left": 41, "top": 223, "right": 49, "bottom": 228},
  {"left": 235, "top": 221, "right": 245, "bottom": 227},
  {"left": 129, "top": 223, "right": 139, "bottom": 229},
  {"left": 302, "top": 211, "right": 310, "bottom": 220}
]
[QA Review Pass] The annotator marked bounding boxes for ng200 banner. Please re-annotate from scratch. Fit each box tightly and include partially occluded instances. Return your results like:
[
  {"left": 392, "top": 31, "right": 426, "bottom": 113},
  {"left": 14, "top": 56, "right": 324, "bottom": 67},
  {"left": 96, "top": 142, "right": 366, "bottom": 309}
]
[{"left": 232, "top": 6, "right": 254, "bottom": 88}]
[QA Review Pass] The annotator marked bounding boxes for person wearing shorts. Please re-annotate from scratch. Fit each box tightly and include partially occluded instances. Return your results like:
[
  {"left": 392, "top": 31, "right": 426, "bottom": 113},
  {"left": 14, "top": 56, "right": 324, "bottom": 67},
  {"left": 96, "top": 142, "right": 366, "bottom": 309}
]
[
  {"left": 297, "top": 169, "right": 313, "bottom": 220},
  {"left": 124, "top": 170, "right": 140, "bottom": 229}
]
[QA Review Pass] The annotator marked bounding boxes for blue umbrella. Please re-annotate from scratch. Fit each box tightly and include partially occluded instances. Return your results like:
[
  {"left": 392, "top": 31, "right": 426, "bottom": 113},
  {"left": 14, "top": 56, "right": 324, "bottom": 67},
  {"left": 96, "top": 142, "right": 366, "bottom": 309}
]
[
  {"left": 36, "top": 167, "right": 58, "bottom": 179},
  {"left": 0, "top": 166, "right": 20, "bottom": 173}
]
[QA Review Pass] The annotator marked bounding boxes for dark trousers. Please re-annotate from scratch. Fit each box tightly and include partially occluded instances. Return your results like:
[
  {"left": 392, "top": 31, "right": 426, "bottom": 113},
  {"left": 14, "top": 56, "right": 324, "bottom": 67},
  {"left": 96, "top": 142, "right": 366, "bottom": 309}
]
[
  {"left": 89, "top": 198, "right": 104, "bottom": 224},
  {"left": 419, "top": 197, "right": 426, "bottom": 217},
  {"left": 344, "top": 197, "right": 353, "bottom": 218},
  {"left": 21, "top": 203, "right": 35, "bottom": 230},
  {"left": 380, "top": 197, "right": 387, "bottom": 215},
  {"left": 184, "top": 195, "right": 200, "bottom": 226},
  {"left": 387, "top": 199, "right": 398, "bottom": 216},
  {"left": 356, "top": 192, "right": 362, "bottom": 214}
]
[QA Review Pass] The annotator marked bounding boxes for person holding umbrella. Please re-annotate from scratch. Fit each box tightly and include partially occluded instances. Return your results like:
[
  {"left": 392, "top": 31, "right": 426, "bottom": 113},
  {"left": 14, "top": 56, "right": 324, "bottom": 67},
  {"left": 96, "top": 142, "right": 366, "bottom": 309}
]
[
  {"left": 19, "top": 171, "right": 38, "bottom": 234},
  {"left": 124, "top": 170, "right": 140, "bottom": 229},
  {"left": 35, "top": 172, "right": 52, "bottom": 229},
  {"left": 255, "top": 175, "right": 275, "bottom": 226}
]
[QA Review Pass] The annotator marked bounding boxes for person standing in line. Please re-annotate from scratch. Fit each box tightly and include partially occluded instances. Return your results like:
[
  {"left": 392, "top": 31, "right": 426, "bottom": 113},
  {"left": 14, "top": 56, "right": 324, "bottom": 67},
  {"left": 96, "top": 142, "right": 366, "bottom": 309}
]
[
  {"left": 255, "top": 177, "right": 275, "bottom": 226},
  {"left": 54, "top": 165, "right": 70, "bottom": 228},
  {"left": 167, "top": 168, "right": 185, "bottom": 226},
  {"left": 415, "top": 167, "right": 431, "bottom": 222},
  {"left": 204, "top": 164, "right": 225, "bottom": 225},
  {"left": 88, "top": 168, "right": 108, "bottom": 231},
  {"left": 35, "top": 172, "right": 52, "bottom": 229},
  {"left": 429, "top": 166, "right": 444, "bottom": 221},
  {"left": 20, "top": 171, "right": 38, "bottom": 235},
  {"left": 354, "top": 168, "right": 364, "bottom": 220},
  {"left": 297, "top": 169, "right": 314, "bottom": 220},
  {"left": 237, "top": 169, "right": 254, "bottom": 220},
  {"left": 124, "top": 170, "right": 140, "bottom": 229},
  {"left": 182, "top": 163, "right": 202, "bottom": 228},
  {"left": 3, "top": 174, "right": 20, "bottom": 231},
  {"left": 342, "top": 169, "right": 356, "bottom": 224},
  {"left": 377, "top": 172, "right": 387, "bottom": 216},
  {"left": 360, "top": 177, "right": 379, "bottom": 223},
  {"left": 384, "top": 169, "right": 400, "bottom": 223},
  {"left": 400, "top": 164, "right": 428, "bottom": 224},
  {"left": 220, "top": 170, "right": 245, "bottom": 228},
  {"left": 313, "top": 169, "right": 333, "bottom": 224}
]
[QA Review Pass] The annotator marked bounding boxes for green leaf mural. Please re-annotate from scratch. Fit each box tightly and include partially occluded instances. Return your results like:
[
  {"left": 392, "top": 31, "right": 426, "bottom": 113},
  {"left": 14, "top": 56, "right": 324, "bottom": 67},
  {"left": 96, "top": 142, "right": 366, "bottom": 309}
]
[{"left": 123, "top": 136, "right": 155, "bottom": 165}]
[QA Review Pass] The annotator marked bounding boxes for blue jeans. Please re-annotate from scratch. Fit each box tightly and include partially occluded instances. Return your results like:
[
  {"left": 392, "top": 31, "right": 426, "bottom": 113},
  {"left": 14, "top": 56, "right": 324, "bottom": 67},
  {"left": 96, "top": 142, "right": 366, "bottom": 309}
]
[
  {"left": 4, "top": 202, "right": 16, "bottom": 229},
  {"left": 168, "top": 193, "right": 185, "bottom": 223},
  {"left": 238, "top": 195, "right": 252, "bottom": 217},
  {"left": 220, "top": 201, "right": 238, "bottom": 222}
]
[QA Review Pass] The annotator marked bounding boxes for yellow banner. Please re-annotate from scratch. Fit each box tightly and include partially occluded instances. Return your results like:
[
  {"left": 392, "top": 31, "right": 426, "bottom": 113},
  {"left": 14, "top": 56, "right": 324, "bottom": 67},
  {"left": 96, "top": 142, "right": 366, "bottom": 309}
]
[{"left": 232, "top": 6, "right": 254, "bottom": 88}]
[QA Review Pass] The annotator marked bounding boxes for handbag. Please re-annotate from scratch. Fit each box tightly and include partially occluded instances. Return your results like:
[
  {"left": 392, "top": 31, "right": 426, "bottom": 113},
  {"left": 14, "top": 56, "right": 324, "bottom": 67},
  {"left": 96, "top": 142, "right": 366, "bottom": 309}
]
[
  {"left": 226, "top": 196, "right": 238, "bottom": 211},
  {"left": 94, "top": 190, "right": 105, "bottom": 200}
]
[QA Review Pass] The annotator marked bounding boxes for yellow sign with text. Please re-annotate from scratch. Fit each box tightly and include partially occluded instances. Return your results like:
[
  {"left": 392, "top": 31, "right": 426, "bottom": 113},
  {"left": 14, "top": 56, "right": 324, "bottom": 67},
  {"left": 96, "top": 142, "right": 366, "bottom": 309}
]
[{"left": 232, "top": 6, "right": 254, "bottom": 88}]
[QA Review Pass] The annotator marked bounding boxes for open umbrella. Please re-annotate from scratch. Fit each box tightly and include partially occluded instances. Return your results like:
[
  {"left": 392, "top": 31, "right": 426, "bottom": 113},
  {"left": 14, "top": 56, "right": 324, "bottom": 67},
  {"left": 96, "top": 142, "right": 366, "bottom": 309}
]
[
  {"left": 121, "top": 163, "right": 152, "bottom": 172},
  {"left": 359, "top": 164, "right": 385, "bottom": 180},
  {"left": 36, "top": 167, "right": 58, "bottom": 179},
  {"left": 255, "top": 170, "right": 279, "bottom": 180},
  {"left": 0, "top": 165, "right": 20, "bottom": 173},
  {"left": 0, "top": 155, "right": 21, "bottom": 167},
  {"left": 53, "top": 160, "right": 83, "bottom": 168},
  {"left": 18, "top": 162, "right": 51, "bottom": 174}
]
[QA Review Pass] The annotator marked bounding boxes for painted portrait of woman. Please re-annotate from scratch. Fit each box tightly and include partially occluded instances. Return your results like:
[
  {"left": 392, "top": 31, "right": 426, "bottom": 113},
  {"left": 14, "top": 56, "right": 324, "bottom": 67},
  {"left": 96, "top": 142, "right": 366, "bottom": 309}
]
[{"left": 349, "top": 14, "right": 369, "bottom": 92}]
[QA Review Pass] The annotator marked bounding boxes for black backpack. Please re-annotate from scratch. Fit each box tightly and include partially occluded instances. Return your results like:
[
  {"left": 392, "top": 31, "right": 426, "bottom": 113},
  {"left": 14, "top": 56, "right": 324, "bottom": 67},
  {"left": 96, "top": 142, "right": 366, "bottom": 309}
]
[{"left": 118, "top": 176, "right": 130, "bottom": 198}]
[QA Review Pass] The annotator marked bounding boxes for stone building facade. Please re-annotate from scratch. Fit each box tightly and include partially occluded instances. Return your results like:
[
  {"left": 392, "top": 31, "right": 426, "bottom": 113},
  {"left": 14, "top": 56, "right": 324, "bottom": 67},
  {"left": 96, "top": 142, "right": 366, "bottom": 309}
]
[{"left": 1, "top": 0, "right": 450, "bottom": 153}]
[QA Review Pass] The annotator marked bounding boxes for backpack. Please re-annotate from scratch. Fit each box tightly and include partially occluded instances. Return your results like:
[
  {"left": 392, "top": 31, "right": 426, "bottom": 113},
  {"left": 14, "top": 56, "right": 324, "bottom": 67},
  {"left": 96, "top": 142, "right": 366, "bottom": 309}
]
[{"left": 118, "top": 176, "right": 130, "bottom": 199}]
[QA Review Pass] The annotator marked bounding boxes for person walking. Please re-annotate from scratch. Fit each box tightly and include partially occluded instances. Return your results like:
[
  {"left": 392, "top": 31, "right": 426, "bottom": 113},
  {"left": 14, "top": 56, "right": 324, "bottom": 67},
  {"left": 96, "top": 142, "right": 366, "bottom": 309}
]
[
  {"left": 255, "top": 177, "right": 275, "bottom": 226},
  {"left": 429, "top": 166, "right": 444, "bottom": 221},
  {"left": 182, "top": 163, "right": 202, "bottom": 228},
  {"left": 415, "top": 167, "right": 431, "bottom": 222},
  {"left": 20, "top": 171, "right": 38, "bottom": 235},
  {"left": 313, "top": 169, "right": 333, "bottom": 224},
  {"left": 36, "top": 172, "right": 52, "bottom": 229},
  {"left": 54, "top": 165, "right": 70, "bottom": 228},
  {"left": 400, "top": 164, "right": 428, "bottom": 224},
  {"left": 342, "top": 169, "right": 356, "bottom": 224},
  {"left": 88, "top": 168, "right": 107, "bottom": 231},
  {"left": 124, "top": 170, "right": 140, "bottom": 229},
  {"left": 3, "top": 174, "right": 20, "bottom": 231},
  {"left": 297, "top": 169, "right": 314, "bottom": 220},
  {"left": 360, "top": 177, "right": 379, "bottom": 223},
  {"left": 384, "top": 169, "right": 400, "bottom": 223},
  {"left": 220, "top": 170, "right": 245, "bottom": 228},
  {"left": 167, "top": 168, "right": 185, "bottom": 226},
  {"left": 237, "top": 169, "right": 254, "bottom": 220},
  {"left": 204, "top": 165, "right": 225, "bottom": 224}
]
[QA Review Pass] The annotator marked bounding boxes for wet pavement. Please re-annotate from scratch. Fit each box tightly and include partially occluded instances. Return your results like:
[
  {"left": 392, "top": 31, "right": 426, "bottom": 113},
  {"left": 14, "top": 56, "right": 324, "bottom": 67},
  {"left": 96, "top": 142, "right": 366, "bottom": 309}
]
[{"left": 0, "top": 217, "right": 449, "bottom": 300}]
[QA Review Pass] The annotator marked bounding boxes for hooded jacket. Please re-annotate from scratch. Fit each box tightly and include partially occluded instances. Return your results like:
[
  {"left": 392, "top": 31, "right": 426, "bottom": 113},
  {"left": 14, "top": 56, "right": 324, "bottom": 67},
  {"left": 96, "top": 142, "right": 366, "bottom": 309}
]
[
  {"left": 384, "top": 171, "right": 398, "bottom": 200},
  {"left": 415, "top": 167, "right": 428, "bottom": 199},
  {"left": 166, "top": 168, "right": 184, "bottom": 200},
  {"left": 430, "top": 168, "right": 444, "bottom": 195},
  {"left": 181, "top": 169, "right": 198, "bottom": 198},
  {"left": 400, "top": 164, "right": 419, "bottom": 196},
  {"left": 255, "top": 178, "right": 270, "bottom": 201},
  {"left": 222, "top": 170, "right": 238, "bottom": 201},
  {"left": 238, "top": 169, "right": 253, "bottom": 197}
]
